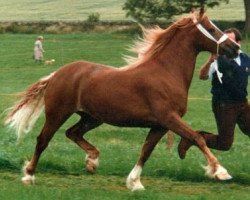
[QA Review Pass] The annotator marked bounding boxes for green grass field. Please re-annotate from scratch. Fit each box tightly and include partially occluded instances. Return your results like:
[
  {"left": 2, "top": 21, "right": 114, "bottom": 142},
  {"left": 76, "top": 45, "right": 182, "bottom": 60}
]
[
  {"left": 0, "top": 0, "right": 245, "bottom": 21},
  {"left": 0, "top": 32, "right": 250, "bottom": 199}
]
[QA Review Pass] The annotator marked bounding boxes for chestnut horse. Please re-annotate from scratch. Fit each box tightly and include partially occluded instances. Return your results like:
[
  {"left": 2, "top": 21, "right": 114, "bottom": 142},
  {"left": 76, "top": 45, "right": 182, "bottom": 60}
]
[{"left": 5, "top": 10, "right": 239, "bottom": 191}]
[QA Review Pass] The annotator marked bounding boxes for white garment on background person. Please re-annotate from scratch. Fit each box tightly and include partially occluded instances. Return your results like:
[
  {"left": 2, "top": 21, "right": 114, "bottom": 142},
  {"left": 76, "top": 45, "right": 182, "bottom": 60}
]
[{"left": 34, "top": 40, "right": 44, "bottom": 60}]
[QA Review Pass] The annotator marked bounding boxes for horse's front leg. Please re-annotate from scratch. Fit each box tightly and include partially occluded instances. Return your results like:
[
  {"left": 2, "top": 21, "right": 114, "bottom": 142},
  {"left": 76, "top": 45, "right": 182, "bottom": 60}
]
[
  {"left": 164, "top": 112, "right": 232, "bottom": 180},
  {"left": 126, "top": 127, "right": 166, "bottom": 191}
]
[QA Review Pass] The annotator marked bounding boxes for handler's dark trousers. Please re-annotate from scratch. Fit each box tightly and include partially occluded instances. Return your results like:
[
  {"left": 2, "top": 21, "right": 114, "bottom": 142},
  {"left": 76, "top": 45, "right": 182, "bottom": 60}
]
[{"left": 199, "top": 101, "right": 250, "bottom": 150}]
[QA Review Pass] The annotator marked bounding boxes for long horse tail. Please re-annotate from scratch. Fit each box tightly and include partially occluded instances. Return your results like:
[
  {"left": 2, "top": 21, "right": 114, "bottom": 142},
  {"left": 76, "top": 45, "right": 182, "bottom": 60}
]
[{"left": 4, "top": 72, "right": 55, "bottom": 141}]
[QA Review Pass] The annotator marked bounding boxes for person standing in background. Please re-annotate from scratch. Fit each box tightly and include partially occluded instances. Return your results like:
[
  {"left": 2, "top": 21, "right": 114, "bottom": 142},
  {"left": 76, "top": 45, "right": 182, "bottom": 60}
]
[{"left": 34, "top": 36, "right": 45, "bottom": 64}]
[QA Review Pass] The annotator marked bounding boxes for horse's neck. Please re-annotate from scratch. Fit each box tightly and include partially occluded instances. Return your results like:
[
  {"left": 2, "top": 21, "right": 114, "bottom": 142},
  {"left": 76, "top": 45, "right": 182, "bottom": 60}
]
[{"left": 157, "top": 38, "right": 198, "bottom": 89}]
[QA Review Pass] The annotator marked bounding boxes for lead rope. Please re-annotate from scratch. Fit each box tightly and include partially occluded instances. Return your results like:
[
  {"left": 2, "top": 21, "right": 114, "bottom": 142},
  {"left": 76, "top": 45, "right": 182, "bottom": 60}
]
[
  {"left": 213, "top": 37, "right": 227, "bottom": 84},
  {"left": 214, "top": 34, "right": 229, "bottom": 83}
]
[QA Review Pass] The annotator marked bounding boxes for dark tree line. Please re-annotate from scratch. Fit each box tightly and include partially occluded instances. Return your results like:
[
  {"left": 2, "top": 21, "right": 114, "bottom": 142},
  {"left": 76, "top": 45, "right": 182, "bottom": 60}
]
[
  {"left": 244, "top": 0, "right": 250, "bottom": 34},
  {"left": 123, "top": 0, "right": 250, "bottom": 34}
]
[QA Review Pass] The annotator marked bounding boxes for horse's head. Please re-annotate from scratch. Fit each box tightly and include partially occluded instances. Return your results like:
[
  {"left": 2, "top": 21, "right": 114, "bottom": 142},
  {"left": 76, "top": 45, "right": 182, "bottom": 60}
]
[{"left": 192, "top": 9, "right": 239, "bottom": 58}]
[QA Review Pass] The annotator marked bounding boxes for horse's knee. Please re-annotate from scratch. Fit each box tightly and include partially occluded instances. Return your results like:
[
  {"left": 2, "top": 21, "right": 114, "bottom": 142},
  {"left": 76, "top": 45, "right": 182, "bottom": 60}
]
[
  {"left": 65, "top": 127, "right": 81, "bottom": 141},
  {"left": 217, "top": 142, "right": 232, "bottom": 151},
  {"left": 194, "top": 134, "right": 207, "bottom": 148},
  {"left": 65, "top": 122, "right": 86, "bottom": 141},
  {"left": 215, "top": 135, "right": 233, "bottom": 150}
]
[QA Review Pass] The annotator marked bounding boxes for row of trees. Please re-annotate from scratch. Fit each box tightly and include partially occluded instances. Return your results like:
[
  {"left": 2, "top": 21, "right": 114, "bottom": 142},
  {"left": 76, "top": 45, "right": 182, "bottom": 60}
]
[{"left": 123, "top": 0, "right": 250, "bottom": 34}]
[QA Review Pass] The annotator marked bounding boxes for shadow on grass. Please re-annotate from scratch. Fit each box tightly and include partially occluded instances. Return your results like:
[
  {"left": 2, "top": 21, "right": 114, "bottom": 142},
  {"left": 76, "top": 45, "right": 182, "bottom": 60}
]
[
  {"left": 152, "top": 168, "right": 250, "bottom": 186},
  {"left": 1, "top": 157, "right": 249, "bottom": 186},
  {"left": 0, "top": 157, "right": 81, "bottom": 176},
  {"left": 0, "top": 157, "right": 19, "bottom": 172},
  {"left": 230, "top": 175, "right": 250, "bottom": 186},
  {"left": 37, "top": 161, "right": 88, "bottom": 176},
  {"left": 38, "top": 163, "right": 250, "bottom": 186}
]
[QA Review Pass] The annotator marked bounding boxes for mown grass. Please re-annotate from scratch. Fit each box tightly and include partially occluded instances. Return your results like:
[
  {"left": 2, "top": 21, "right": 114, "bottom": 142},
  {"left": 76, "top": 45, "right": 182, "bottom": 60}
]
[
  {"left": 0, "top": 0, "right": 245, "bottom": 21},
  {"left": 0, "top": 32, "right": 250, "bottom": 199}
]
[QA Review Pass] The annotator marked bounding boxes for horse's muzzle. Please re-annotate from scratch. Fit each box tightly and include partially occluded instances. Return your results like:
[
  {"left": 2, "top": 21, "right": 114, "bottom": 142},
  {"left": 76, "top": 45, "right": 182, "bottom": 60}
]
[{"left": 220, "top": 41, "right": 240, "bottom": 59}]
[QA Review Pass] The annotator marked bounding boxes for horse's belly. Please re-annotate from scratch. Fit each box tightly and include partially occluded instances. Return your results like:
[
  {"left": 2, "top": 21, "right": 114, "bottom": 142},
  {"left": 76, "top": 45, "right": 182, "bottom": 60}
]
[
  {"left": 93, "top": 113, "right": 158, "bottom": 128},
  {"left": 106, "top": 119, "right": 157, "bottom": 128},
  {"left": 80, "top": 95, "right": 157, "bottom": 127}
]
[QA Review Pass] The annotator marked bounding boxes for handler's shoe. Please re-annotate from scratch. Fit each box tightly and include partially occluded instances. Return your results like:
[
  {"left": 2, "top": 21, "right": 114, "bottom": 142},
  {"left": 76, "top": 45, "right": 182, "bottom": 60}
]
[{"left": 178, "top": 137, "right": 193, "bottom": 159}]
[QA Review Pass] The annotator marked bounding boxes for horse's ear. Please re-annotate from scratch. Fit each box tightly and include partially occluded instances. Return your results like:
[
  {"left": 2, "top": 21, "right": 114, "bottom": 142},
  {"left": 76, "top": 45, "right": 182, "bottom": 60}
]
[
  {"left": 191, "top": 8, "right": 199, "bottom": 22},
  {"left": 191, "top": 8, "right": 196, "bottom": 13},
  {"left": 199, "top": 7, "right": 205, "bottom": 17}
]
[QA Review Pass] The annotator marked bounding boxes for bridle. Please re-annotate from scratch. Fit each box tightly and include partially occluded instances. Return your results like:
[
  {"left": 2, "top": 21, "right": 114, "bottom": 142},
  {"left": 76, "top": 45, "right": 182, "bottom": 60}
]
[
  {"left": 193, "top": 18, "right": 228, "bottom": 56},
  {"left": 193, "top": 18, "right": 228, "bottom": 84}
]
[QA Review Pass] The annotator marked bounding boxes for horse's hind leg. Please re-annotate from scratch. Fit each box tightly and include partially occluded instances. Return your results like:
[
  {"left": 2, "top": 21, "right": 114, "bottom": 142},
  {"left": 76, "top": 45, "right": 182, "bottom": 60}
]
[
  {"left": 127, "top": 126, "right": 166, "bottom": 191},
  {"left": 165, "top": 113, "right": 232, "bottom": 180},
  {"left": 22, "top": 113, "right": 71, "bottom": 185},
  {"left": 65, "top": 113, "right": 102, "bottom": 174}
]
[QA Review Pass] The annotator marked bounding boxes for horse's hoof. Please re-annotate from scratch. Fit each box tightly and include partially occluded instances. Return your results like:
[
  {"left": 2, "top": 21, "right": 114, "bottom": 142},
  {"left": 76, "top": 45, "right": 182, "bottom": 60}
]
[
  {"left": 215, "top": 173, "right": 232, "bottom": 181},
  {"left": 85, "top": 155, "right": 99, "bottom": 174},
  {"left": 126, "top": 165, "right": 145, "bottom": 191},
  {"left": 214, "top": 165, "right": 232, "bottom": 180},
  {"left": 126, "top": 177, "right": 145, "bottom": 192},
  {"left": 21, "top": 174, "right": 35, "bottom": 185},
  {"left": 86, "top": 163, "right": 97, "bottom": 174},
  {"left": 203, "top": 164, "right": 232, "bottom": 181}
]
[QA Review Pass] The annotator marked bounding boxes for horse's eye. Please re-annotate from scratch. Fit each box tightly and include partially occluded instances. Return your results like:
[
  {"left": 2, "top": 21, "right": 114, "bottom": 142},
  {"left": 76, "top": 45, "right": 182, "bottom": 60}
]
[{"left": 208, "top": 28, "right": 215, "bottom": 33}]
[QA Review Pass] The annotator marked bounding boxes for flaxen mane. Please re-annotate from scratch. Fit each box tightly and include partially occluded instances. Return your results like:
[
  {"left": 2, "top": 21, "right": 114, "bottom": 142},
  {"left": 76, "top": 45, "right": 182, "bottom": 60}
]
[{"left": 125, "top": 16, "right": 199, "bottom": 66}]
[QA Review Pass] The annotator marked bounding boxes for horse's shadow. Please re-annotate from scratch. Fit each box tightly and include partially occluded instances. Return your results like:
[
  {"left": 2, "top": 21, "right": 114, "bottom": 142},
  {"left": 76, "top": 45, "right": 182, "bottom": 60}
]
[
  {"left": 151, "top": 168, "right": 250, "bottom": 186},
  {"left": 0, "top": 157, "right": 19, "bottom": 172},
  {"left": 38, "top": 162, "right": 250, "bottom": 186},
  {"left": 1, "top": 158, "right": 249, "bottom": 186}
]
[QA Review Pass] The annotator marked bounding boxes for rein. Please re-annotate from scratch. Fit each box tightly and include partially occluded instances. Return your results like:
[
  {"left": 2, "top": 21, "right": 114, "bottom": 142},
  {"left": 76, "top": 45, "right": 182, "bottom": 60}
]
[{"left": 193, "top": 18, "right": 226, "bottom": 83}]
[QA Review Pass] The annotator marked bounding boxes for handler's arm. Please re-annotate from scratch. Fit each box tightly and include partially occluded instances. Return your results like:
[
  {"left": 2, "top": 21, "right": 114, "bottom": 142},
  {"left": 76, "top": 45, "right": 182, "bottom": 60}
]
[{"left": 199, "top": 54, "right": 217, "bottom": 80}]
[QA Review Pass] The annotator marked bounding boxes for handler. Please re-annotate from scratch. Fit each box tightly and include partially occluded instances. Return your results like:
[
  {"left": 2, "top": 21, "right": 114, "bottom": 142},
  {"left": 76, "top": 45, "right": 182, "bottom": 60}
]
[{"left": 178, "top": 28, "right": 250, "bottom": 159}]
